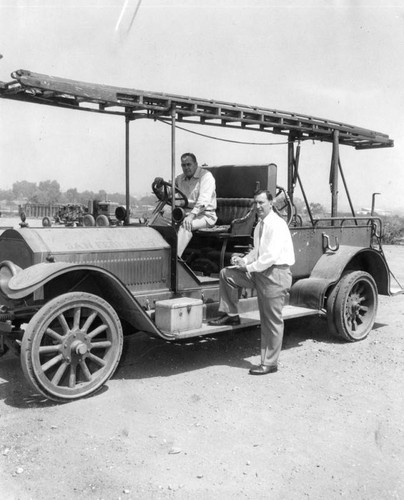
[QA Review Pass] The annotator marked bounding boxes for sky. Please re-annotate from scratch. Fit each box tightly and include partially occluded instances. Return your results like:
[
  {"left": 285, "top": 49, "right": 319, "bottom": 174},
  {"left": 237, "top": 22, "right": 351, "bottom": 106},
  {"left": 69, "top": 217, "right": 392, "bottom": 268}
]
[{"left": 0, "top": 0, "right": 403, "bottom": 212}]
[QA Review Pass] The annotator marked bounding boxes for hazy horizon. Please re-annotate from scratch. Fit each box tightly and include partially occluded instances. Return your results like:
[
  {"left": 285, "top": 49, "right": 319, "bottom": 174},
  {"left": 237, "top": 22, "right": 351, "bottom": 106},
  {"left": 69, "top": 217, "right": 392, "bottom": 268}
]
[{"left": 1, "top": 1, "right": 403, "bottom": 212}]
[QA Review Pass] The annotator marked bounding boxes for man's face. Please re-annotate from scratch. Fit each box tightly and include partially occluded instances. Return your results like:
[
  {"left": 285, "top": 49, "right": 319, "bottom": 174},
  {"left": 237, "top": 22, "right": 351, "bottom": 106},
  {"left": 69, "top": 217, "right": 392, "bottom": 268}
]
[
  {"left": 254, "top": 192, "right": 272, "bottom": 220},
  {"left": 181, "top": 156, "right": 198, "bottom": 179}
]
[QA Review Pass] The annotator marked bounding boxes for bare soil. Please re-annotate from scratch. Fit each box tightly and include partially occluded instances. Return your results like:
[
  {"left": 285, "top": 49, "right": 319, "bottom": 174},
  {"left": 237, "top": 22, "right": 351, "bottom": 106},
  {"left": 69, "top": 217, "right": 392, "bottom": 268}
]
[{"left": 0, "top": 224, "right": 403, "bottom": 499}]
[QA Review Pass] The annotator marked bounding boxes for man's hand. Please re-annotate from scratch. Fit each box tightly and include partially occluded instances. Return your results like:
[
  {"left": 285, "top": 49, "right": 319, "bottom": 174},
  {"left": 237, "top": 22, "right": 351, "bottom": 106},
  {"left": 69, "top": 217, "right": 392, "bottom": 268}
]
[
  {"left": 231, "top": 255, "right": 247, "bottom": 271},
  {"left": 182, "top": 213, "right": 195, "bottom": 231}
]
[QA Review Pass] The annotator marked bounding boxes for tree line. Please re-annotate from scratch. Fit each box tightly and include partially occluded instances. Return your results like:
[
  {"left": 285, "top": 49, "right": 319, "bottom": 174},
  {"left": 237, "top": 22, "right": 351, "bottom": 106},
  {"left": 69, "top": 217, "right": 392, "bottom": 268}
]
[{"left": 0, "top": 180, "right": 157, "bottom": 207}]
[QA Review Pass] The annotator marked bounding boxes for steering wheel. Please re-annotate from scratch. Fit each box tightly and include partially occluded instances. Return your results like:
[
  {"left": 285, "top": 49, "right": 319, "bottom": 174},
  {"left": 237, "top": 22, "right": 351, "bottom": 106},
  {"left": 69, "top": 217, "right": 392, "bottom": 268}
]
[{"left": 152, "top": 178, "right": 189, "bottom": 208}]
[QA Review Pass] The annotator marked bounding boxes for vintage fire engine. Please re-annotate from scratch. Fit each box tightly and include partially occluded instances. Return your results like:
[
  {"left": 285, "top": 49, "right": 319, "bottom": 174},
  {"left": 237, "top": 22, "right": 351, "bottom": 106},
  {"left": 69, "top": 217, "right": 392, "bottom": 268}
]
[{"left": 0, "top": 69, "right": 401, "bottom": 402}]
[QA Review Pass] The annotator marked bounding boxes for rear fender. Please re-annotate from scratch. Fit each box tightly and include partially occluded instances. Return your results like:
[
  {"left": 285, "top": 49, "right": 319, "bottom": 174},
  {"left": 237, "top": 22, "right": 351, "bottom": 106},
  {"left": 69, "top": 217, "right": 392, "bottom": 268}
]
[
  {"left": 0, "top": 261, "right": 167, "bottom": 338},
  {"left": 289, "top": 246, "right": 390, "bottom": 310}
]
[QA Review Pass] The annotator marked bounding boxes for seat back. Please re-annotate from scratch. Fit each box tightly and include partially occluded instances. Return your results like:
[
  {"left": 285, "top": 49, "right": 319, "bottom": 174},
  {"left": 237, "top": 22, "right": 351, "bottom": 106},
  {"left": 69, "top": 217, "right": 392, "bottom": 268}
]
[
  {"left": 206, "top": 164, "right": 277, "bottom": 234},
  {"left": 216, "top": 198, "right": 254, "bottom": 226},
  {"left": 205, "top": 163, "right": 277, "bottom": 198}
]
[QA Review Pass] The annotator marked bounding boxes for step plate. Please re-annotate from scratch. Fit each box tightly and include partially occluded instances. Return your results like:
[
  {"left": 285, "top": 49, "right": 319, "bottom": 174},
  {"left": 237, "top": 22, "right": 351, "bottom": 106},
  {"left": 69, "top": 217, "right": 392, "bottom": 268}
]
[{"left": 171, "top": 305, "right": 319, "bottom": 340}]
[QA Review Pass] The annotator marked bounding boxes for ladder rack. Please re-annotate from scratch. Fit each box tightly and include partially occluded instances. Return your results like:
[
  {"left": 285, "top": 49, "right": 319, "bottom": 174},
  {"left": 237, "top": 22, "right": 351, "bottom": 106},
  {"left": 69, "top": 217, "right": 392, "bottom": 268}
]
[{"left": 0, "top": 69, "right": 393, "bottom": 150}]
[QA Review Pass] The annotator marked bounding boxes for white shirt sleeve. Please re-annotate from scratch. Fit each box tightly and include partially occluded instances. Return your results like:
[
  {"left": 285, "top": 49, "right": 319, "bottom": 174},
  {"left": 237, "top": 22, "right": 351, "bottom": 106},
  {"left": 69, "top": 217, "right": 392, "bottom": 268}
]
[
  {"left": 190, "top": 171, "right": 216, "bottom": 216},
  {"left": 243, "top": 211, "right": 295, "bottom": 272}
]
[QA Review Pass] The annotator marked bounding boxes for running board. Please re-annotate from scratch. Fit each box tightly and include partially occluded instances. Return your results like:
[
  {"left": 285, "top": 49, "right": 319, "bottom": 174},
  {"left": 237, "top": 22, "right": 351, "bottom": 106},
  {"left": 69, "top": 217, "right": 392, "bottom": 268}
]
[{"left": 170, "top": 305, "right": 319, "bottom": 340}]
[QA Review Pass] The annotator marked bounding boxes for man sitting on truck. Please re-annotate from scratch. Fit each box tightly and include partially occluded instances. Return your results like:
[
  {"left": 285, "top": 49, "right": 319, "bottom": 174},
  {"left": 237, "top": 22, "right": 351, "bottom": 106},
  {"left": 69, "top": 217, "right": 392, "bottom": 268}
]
[{"left": 175, "top": 153, "right": 217, "bottom": 256}]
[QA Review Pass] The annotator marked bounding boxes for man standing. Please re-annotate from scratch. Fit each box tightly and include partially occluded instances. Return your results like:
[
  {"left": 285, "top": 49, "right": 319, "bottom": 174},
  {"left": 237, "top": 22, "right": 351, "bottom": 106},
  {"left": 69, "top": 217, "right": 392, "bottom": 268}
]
[
  {"left": 175, "top": 153, "right": 217, "bottom": 256},
  {"left": 208, "top": 190, "right": 295, "bottom": 375}
]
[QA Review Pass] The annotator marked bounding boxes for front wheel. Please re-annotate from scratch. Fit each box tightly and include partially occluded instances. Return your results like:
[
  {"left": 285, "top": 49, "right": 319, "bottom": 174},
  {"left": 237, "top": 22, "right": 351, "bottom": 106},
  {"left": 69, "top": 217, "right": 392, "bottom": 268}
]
[
  {"left": 21, "top": 292, "right": 123, "bottom": 402},
  {"left": 332, "top": 271, "right": 378, "bottom": 342},
  {"left": 83, "top": 214, "right": 95, "bottom": 227}
]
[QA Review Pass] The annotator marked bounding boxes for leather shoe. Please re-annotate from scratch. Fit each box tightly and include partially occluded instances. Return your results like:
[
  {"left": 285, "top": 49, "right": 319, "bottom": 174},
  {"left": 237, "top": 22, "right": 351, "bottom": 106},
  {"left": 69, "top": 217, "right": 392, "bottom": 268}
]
[
  {"left": 249, "top": 364, "right": 278, "bottom": 375},
  {"left": 208, "top": 314, "right": 240, "bottom": 326}
]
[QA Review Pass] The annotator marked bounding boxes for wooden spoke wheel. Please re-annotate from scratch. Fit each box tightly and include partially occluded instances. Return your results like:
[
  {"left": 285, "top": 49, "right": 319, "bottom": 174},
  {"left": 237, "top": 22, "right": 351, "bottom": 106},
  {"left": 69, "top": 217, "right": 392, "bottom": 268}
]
[
  {"left": 21, "top": 292, "right": 123, "bottom": 402},
  {"left": 332, "top": 271, "right": 378, "bottom": 341}
]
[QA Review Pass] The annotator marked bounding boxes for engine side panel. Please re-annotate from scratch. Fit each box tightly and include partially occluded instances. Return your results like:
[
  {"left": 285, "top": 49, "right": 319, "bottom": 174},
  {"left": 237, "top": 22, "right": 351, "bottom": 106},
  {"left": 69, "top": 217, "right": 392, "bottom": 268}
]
[{"left": 0, "top": 227, "right": 171, "bottom": 293}]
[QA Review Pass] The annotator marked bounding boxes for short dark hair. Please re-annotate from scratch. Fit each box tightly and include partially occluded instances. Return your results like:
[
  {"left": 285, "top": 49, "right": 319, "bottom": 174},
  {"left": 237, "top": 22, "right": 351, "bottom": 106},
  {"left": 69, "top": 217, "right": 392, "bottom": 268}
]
[
  {"left": 254, "top": 189, "right": 273, "bottom": 201},
  {"left": 181, "top": 153, "right": 197, "bottom": 163}
]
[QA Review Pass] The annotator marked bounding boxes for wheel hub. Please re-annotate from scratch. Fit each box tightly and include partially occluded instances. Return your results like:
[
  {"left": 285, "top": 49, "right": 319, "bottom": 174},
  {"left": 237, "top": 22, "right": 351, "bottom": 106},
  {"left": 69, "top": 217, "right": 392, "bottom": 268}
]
[
  {"left": 347, "top": 293, "right": 361, "bottom": 319},
  {"left": 61, "top": 330, "right": 91, "bottom": 362}
]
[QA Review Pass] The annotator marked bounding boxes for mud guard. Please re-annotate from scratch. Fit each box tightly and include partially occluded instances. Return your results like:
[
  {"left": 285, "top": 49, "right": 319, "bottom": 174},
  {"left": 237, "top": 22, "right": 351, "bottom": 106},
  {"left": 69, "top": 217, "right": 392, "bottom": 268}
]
[
  {"left": 1, "top": 261, "right": 173, "bottom": 340},
  {"left": 289, "top": 246, "right": 390, "bottom": 310}
]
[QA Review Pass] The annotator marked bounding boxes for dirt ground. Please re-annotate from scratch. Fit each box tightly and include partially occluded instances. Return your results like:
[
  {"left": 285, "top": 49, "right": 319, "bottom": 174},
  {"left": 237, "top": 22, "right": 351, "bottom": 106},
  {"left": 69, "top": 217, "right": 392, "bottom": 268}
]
[{"left": 0, "top": 223, "right": 403, "bottom": 499}]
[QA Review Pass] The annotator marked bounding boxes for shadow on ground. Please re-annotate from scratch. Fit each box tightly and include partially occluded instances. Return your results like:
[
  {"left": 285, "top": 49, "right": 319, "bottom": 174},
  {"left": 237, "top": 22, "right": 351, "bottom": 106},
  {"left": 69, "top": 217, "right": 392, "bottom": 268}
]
[
  {"left": 115, "top": 316, "right": 347, "bottom": 380},
  {"left": 0, "top": 314, "right": 388, "bottom": 408}
]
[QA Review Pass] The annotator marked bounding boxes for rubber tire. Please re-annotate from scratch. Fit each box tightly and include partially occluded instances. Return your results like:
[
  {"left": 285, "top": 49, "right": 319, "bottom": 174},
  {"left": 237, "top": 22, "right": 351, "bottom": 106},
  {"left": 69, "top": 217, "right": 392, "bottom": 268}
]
[
  {"left": 83, "top": 214, "right": 96, "bottom": 227},
  {"left": 96, "top": 215, "right": 109, "bottom": 227},
  {"left": 42, "top": 216, "right": 52, "bottom": 227},
  {"left": 20, "top": 292, "right": 123, "bottom": 402},
  {"left": 333, "top": 271, "right": 378, "bottom": 342},
  {"left": 326, "top": 281, "right": 341, "bottom": 338}
]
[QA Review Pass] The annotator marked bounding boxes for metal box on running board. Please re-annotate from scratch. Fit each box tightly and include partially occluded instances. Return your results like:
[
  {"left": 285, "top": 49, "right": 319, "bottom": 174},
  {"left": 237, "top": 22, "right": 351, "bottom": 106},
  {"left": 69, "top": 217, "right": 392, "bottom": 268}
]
[{"left": 155, "top": 297, "right": 203, "bottom": 334}]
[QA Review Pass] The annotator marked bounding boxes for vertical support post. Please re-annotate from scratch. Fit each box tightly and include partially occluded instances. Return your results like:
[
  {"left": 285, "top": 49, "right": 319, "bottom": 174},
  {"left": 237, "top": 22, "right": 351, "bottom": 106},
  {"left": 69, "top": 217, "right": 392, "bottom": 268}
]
[
  {"left": 171, "top": 108, "right": 176, "bottom": 220},
  {"left": 371, "top": 192, "right": 380, "bottom": 216},
  {"left": 125, "top": 112, "right": 130, "bottom": 225},
  {"left": 170, "top": 107, "right": 178, "bottom": 292},
  {"left": 330, "top": 130, "right": 339, "bottom": 222},
  {"left": 338, "top": 157, "right": 357, "bottom": 224},
  {"left": 287, "top": 134, "right": 294, "bottom": 203}
]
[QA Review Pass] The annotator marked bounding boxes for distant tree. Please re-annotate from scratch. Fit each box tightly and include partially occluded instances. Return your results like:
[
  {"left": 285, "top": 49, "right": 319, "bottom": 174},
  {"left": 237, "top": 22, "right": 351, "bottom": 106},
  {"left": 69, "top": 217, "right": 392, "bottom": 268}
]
[
  {"left": 382, "top": 215, "right": 404, "bottom": 244},
  {"left": 65, "top": 188, "right": 79, "bottom": 203},
  {"left": 309, "top": 202, "right": 326, "bottom": 216},
  {"left": 139, "top": 194, "right": 157, "bottom": 206},
  {"left": 78, "top": 190, "right": 96, "bottom": 205},
  {"left": 0, "top": 188, "right": 14, "bottom": 202},
  {"left": 97, "top": 190, "right": 107, "bottom": 201},
  {"left": 12, "top": 180, "right": 37, "bottom": 201},
  {"left": 293, "top": 197, "right": 305, "bottom": 214},
  {"left": 108, "top": 192, "right": 125, "bottom": 204},
  {"left": 36, "top": 180, "right": 61, "bottom": 204}
]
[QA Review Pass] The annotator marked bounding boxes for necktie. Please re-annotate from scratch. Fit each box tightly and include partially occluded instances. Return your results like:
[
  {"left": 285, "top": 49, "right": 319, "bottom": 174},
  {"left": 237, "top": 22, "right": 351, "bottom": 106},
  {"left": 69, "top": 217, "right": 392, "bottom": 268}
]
[{"left": 257, "top": 220, "right": 264, "bottom": 258}]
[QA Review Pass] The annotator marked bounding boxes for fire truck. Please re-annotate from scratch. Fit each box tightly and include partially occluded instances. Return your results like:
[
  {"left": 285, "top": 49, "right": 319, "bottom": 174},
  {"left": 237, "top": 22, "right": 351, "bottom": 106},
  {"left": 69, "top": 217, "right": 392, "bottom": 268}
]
[{"left": 0, "top": 69, "right": 401, "bottom": 402}]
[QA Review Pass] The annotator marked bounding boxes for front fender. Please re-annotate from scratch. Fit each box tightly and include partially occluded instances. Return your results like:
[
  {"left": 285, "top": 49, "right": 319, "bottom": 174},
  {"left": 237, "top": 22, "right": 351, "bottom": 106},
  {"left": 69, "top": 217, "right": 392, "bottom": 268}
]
[
  {"left": 0, "top": 261, "right": 168, "bottom": 339},
  {"left": 1, "top": 261, "right": 77, "bottom": 299},
  {"left": 290, "top": 246, "right": 390, "bottom": 310}
]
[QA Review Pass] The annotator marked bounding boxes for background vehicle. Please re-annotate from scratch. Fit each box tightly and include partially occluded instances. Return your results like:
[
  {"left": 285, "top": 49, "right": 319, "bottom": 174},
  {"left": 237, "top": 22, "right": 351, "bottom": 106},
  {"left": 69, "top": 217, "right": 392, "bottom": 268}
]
[
  {"left": 83, "top": 199, "right": 123, "bottom": 227},
  {"left": 42, "top": 203, "right": 87, "bottom": 227},
  {"left": 0, "top": 69, "right": 401, "bottom": 402},
  {"left": 41, "top": 200, "right": 124, "bottom": 227}
]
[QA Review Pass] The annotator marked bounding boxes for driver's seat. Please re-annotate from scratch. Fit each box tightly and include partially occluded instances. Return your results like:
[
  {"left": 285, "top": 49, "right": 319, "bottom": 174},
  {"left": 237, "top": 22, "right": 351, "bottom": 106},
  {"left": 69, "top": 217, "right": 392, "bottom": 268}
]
[{"left": 191, "top": 163, "right": 278, "bottom": 269}]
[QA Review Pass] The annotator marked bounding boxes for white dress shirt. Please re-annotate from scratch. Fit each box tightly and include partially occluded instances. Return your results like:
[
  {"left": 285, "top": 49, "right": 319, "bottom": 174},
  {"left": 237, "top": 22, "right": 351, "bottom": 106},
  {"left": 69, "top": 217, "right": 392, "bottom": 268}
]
[
  {"left": 175, "top": 167, "right": 217, "bottom": 216},
  {"left": 243, "top": 209, "right": 295, "bottom": 273}
]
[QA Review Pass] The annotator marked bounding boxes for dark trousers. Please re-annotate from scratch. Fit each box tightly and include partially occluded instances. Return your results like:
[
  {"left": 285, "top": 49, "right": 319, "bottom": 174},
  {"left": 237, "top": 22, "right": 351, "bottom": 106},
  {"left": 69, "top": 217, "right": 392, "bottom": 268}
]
[{"left": 218, "top": 265, "right": 292, "bottom": 366}]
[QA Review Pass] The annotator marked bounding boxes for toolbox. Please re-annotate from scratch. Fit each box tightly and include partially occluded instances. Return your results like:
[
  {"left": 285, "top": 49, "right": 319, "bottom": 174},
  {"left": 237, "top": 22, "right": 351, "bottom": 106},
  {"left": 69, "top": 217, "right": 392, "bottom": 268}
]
[{"left": 155, "top": 297, "right": 203, "bottom": 334}]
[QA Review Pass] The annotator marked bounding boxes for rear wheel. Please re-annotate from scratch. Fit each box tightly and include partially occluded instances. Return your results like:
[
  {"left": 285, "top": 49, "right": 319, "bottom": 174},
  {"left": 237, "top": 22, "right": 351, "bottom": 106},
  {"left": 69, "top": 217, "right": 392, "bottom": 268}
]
[
  {"left": 42, "top": 216, "right": 52, "bottom": 227},
  {"left": 96, "top": 215, "right": 109, "bottom": 227},
  {"left": 21, "top": 292, "right": 123, "bottom": 402},
  {"left": 326, "top": 281, "right": 341, "bottom": 338},
  {"left": 333, "top": 271, "right": 378, "bottom": 341}
]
